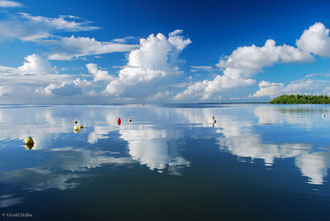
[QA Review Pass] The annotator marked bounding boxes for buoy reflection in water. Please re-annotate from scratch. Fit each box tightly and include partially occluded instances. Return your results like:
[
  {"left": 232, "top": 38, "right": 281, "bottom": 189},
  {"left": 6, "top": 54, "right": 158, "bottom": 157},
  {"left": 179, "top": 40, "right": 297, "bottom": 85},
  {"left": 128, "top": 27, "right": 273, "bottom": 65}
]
[{"left": 25, "top": 143, "right": 34, "bottom": 150}]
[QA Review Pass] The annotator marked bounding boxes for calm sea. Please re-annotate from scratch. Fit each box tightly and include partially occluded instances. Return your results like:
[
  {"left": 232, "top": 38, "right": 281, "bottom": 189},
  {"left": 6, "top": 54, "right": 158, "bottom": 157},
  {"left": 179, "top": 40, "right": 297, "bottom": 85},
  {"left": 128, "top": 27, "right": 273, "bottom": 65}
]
[{"left": 0, "top": 104, "right": 329, "bottom": 220}]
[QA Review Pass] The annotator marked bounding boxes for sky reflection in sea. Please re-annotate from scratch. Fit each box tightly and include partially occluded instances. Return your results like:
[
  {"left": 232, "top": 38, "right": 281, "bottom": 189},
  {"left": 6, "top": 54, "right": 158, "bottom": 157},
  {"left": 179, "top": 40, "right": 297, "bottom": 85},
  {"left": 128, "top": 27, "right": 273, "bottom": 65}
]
[{"left": 0, "top": 104, "right": 329, "bottom": 220}]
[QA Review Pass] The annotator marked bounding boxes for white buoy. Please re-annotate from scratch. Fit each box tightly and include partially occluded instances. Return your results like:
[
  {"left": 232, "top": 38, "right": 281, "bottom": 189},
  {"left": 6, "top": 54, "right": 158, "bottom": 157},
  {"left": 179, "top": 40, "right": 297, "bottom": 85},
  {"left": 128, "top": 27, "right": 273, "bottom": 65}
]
[
  {"left": 212, "top": 116, "right": 216, "bottom": 124},
  {"left": 322, "top": 114, "right": 326, "bottom": 118}
]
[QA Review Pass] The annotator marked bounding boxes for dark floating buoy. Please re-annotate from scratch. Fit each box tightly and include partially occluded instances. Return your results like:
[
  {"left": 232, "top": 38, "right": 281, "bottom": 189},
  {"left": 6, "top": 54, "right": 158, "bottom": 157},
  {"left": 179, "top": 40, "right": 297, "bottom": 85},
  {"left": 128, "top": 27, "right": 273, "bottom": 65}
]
[
  {"left": 117, "top": 118, "right": 121, "bottom": 125},
  {"left": 128, "top": 118, "right": 132, "bottom": 122},
  {"left": 72, "top": 120, "right": 78, "bottom": 124}
]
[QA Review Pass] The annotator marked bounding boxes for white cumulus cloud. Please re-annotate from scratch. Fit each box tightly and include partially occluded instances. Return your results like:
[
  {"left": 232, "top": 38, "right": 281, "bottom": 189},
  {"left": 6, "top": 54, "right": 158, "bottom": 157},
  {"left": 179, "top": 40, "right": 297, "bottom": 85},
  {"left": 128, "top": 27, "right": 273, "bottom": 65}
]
[
  {"left": 176, "top": 38, "right": 314, "bottom": 101},
  {"left": 217, "top": 39, "right": 313, "bottom": 77},
  {"left": 175, "top": 22, "right": 330, "bottom": 101},
  {"left": 0, "top": 54, "right": 73, "bottom": 101},
  {"left": 252, "top": 81, "right": 285, "bottom": 97},
  {"left": 86, "top": 63, "right": 113, "bottom": 82},
  {"left": 253, "top": 79, "right": 330, "bottom": 98},
  {"left": 296, "top": 22, "right": 330, "bottom": 56},
  {"left": 18, "top": 54, "right": 57, "bottom": 75},
  {"left": 103, "top": 30, "right": 191, "bottom": 98},
  {"left": 37, "top": 79, "right": 91, "bottom": 96}
]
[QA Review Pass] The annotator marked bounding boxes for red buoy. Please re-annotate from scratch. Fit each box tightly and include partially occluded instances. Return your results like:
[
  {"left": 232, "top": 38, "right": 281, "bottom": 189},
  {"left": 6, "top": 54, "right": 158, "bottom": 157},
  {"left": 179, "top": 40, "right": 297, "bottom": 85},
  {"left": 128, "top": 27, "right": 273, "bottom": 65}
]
[{"left": 117, "top": 118, "right": 121, "bottom": 125}]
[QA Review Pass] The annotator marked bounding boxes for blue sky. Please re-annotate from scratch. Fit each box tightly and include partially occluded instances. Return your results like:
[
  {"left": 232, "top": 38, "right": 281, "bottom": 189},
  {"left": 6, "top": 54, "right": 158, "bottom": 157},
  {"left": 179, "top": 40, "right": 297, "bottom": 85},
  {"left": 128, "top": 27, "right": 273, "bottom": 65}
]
[{"left": 0, "top": 0, "right": 330, "bottom": 103}]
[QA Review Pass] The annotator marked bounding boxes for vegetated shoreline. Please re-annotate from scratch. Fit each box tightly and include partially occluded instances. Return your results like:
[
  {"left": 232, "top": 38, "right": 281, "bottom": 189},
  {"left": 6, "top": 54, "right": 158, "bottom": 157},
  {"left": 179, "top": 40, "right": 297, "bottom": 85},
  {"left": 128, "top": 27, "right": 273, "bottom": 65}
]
[{"left": 270, "top": 94, "right": 330, "bottom": 104}]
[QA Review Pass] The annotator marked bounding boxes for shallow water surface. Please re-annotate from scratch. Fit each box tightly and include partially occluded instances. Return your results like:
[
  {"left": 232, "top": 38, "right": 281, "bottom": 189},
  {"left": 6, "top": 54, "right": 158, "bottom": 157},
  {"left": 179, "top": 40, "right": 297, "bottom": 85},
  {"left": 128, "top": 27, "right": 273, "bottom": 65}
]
[{"left": 0, "top": 104, "right": 329, "bottom": 220}]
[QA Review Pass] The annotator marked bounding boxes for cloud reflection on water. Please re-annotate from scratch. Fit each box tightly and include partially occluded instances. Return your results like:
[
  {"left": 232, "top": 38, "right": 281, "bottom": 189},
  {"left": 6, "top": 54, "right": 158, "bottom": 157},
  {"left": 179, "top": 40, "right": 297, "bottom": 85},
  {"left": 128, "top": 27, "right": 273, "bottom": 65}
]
[
  {"left": 0, "top": 105, "right": 191, "bottom": 208},
  {"left": 0, "top": 194, "right": 23, "bottom": 209},
  {"left": 121, "top": 125, "right": 190, "bottom": 174},
  {"left": 87, "top": 107, "right": 191, "bottom": 174},
  {"left": 0, "top": 104, "right": 329, "bottom": 208},
  {"left": 177, "top": 105, "right": 330, "bottom": 185}
]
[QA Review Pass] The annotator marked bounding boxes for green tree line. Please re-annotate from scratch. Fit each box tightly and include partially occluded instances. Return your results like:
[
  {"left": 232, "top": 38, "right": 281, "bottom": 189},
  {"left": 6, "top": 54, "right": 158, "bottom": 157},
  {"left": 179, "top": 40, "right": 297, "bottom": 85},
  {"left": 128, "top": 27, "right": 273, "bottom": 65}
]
[{"left": 270, "top": 94, "right": 330, "bottom": 104}]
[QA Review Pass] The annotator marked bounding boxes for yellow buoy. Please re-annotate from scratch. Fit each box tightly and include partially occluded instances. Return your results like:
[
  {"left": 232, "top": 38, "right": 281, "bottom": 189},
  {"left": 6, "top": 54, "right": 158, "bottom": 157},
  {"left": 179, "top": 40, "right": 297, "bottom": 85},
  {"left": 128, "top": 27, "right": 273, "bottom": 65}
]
[
  {"left": 79, "top": 125, "right": 83, "bottom": 129},
  {"left": 74, "top": 126, "right": 80, "bottom": 133},
  {"left": 24, "top": 136, "right": 34, "bottom": 150},
  {"left": 25, "top": 136, "right": 34, "bottom": 145}
]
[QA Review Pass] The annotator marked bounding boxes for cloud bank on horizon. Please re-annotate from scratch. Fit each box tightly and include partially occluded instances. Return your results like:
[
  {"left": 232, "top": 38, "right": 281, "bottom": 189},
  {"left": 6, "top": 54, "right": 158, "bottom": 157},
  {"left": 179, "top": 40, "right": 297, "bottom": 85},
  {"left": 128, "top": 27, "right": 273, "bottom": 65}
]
[{"left": 0, "top": 1, "right": 330, "bottom": 103}]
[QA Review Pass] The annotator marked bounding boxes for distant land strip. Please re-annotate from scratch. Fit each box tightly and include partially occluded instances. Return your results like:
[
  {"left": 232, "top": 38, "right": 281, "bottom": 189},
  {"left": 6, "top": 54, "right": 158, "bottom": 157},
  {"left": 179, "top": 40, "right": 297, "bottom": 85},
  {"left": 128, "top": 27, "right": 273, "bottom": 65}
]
[{"left": 270, "top": 95, "right": 330, "bottom": 104}]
